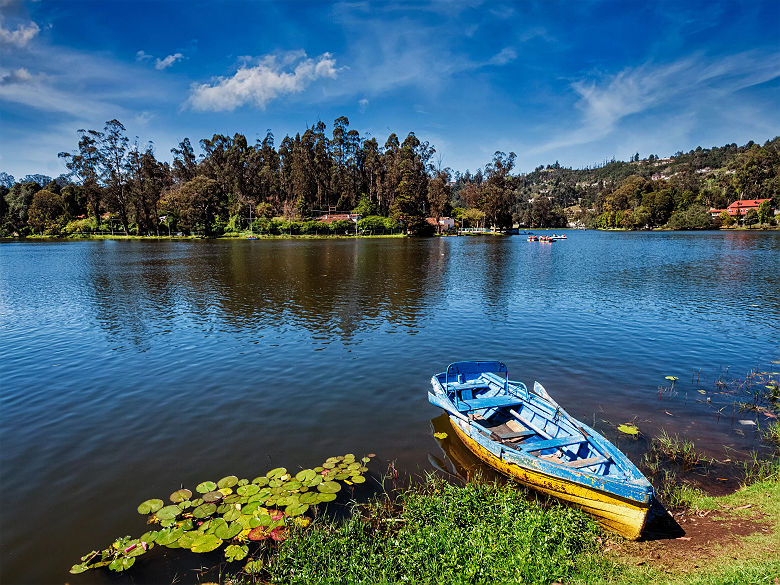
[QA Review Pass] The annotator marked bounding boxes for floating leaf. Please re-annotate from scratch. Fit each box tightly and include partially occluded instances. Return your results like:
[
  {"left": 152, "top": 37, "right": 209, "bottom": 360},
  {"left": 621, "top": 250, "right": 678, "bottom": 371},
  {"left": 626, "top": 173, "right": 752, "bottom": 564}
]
[
  {"left": 202, "top": 490, "right": 224, "bottom": 503},
  {"left": 177, "top": 533, "right": 196, "bottom": 549},
  {"left": 191, "top": 533, "right": 223, "bottom": 553},
  {"left": 196, "top": 481, "right": 216, "bottom": 494},
  {"left": 137, "top": 499, "right": 164, "bottom": 515},
  {"left": 267, "top": 467, "right": 287, "bottom": 479},
  {"left": 665, "top": 376, "right": 678, "bottom": 381},
  {"left": 351, "top": 475, "right": 366, "bottom": 484},
  {"left": 215, "top": 521, "right": 242, "bottom": 540},
  {"left": 169, "top": 489, "right": 192, "bottom": 503},
  {"left": 223, "top": 507, "right": 241, "bottom": 522},
  {"left": 70, "top": 563, "right": 89, "bottom": 574},
  {"left": 156, "top": 505, "right": 181, "bottom": 521},
  {"left": 155, "top": 527, "right": 184, "bottom": 546},
  {"left": 218, "top": 475, "right": 238, "bottom": 489},
  {"left": 219, "top": 487, "right": 233, "bottom": 496},
  {"left": 225, "top": 544, "right": 248, "bottom": 562},
  {"left": 140, "top": 531, "right": 159, "bottom": 543},
  {"left": 108, "top": 557, "right": 135, "bottom": 571},
  {"left": 317, "top": 481, "right": 341, "bottom": 494},
  {"left": 237, "top": 484, "right": 259, "bottom": 496},
  {"left": 237, "top": 478, "right": 249, "bottom": 487},
  {"left": 285, "top": 502, "right": 309, "bottom": 517},
  {"left": 617, "top": 424, "right": 639, "bottom": 435},
  {"left": 245, "top": 558, "right": 264, "bottom": 573},
  {"left": 247, "top": 527, "right": 271, "bottom": 541},
  {"left": 252, "top": 476, "right": 269, "bottom": 486},
  {"left": 317, "top": 492, "right": 337, "bottom": 503},
  {"left": 296, "top": 469, "right": 317, "bottom": 482},
  {"left": 179, "top": 519, "right": 194, "bottom": 531},
  {"left": 193, "top": 503, "right": 217, "bottom": 518}
]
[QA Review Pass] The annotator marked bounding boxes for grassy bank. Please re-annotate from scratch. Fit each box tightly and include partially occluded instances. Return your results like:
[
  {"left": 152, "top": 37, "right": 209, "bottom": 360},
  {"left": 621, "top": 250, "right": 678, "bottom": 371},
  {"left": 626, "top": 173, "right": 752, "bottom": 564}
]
[{"left": 225, "top": 460, "right": 778, "bottom": 585}]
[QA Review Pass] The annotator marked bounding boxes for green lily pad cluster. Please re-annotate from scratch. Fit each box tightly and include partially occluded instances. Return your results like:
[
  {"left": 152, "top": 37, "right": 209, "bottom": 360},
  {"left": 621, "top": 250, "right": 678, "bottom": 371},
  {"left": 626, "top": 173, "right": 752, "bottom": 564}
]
[{"left": 70, "top": 454, "right": 374, "bottom": 576}]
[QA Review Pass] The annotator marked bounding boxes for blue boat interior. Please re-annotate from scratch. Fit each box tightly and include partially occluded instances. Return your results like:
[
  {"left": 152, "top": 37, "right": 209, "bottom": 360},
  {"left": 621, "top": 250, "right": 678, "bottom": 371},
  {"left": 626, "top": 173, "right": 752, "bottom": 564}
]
[{"left": 434, "top": 361, "right": 630, "bottom": 480}]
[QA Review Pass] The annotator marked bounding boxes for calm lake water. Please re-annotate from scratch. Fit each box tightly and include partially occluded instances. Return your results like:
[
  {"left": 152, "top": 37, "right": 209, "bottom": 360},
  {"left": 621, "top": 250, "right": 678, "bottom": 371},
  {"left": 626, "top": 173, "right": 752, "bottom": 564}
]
[{"left": 1, "top": 231, "right": 778, "bottom": 583}]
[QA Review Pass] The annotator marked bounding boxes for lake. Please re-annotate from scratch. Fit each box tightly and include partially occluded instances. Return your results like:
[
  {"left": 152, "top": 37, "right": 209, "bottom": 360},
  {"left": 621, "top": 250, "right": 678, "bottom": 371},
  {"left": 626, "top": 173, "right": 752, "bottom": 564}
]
[{"left": 1, "top": 231, "right": 778, "bottom": 583}]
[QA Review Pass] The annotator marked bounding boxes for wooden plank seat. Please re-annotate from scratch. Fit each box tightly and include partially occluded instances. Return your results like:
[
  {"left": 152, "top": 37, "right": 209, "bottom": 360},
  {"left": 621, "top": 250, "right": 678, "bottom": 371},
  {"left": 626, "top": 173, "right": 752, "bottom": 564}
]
[
  {"left": 456, "top": 395, "right": 525, "bottom": 412},
  {"left": 495, "top": 429, "right": 536, "bottom": 441},
  {"left": 562, "top": 456, "right": 608, "bottom": 468},
  {"left": 523, "top": 436, "right": 583, "bottom": 452}
]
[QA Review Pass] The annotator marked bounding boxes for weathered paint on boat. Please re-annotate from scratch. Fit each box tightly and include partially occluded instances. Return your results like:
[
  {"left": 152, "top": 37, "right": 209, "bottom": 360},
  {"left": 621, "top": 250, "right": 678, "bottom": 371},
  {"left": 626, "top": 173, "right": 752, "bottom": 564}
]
[
  {"left": 428, "top": 360, "right": 653, "bottom": 540},
  {"left": 449, "top": 417, "right": 650, "bottom": 539}
]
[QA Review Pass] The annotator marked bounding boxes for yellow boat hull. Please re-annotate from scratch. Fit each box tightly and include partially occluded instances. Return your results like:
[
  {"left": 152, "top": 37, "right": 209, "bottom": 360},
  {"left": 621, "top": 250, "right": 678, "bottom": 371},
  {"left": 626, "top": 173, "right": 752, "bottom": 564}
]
[{"left": 451, "top": 418, "right": 650, "bottom": 540}]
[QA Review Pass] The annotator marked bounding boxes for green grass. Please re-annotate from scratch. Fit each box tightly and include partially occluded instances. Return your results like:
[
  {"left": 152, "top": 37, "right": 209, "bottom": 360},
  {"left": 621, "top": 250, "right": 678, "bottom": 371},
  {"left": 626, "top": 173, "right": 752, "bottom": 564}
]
[{"left": 261, "top": 475, "right": 601, "bottom": 585}]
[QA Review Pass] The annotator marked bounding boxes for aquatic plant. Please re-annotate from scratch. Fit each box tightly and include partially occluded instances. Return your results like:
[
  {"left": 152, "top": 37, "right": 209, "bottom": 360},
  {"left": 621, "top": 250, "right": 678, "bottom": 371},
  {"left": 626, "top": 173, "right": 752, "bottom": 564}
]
[{"left": 70, "top": 454, "right": 374, "bottom": 575}]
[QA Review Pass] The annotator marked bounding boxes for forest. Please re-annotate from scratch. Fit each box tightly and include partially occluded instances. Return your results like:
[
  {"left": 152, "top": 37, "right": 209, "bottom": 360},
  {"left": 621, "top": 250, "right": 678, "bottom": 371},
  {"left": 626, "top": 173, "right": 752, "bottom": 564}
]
[{"left": 1, "top": 117, "right": 778, "bottom": 237}]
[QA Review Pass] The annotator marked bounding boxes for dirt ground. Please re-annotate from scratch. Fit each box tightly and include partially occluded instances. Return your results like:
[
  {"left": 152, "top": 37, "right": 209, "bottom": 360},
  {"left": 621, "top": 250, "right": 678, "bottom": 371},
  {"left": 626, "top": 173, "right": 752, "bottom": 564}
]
[{"left": 603, "top": 499, "right": 776, "bottom": 573}]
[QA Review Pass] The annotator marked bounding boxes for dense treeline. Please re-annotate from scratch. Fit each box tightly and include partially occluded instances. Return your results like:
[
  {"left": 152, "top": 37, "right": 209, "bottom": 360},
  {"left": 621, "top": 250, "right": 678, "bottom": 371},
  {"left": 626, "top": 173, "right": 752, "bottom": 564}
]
[{"left": 1, "top": 118, "right": 778, "bottom": 237}]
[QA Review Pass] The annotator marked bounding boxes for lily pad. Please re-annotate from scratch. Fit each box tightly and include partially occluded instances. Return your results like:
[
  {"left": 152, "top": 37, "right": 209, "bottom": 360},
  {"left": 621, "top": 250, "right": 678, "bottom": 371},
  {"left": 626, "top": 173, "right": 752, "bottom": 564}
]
[
  {"left": 267, "top": 467, "right": 287, "bottom": 479},
  {"left": 245, "top": 558, "right": 264, "bottom": 573},
  {"left": 196, "top": 481, "right": 217, "bottom": 494},
  {"left": 351, "top": 475, "right": 366, "bottom": 484},
  {"left": 285, "top": 502, "right": 309, "bottom": 517},
  {"left": 665, "top": 376, "right": 678, "bottom": 381},
  {"left": 191, "top": 533, "right": 223, "bottom": 553},
  {"left": 317, "top": 492, "right": 337, "bottom": 503},
  {"left": 108, "top": 557, "right": 135, "bottom": 571},
  {"left": 243, "top": 501, "right": 263, "bottom": 515},
  {"left": 237, "top": 483, "right": 259, "bottom": 496},
  {"left": 156, "top": 505, "right": 181, "bottom": 521},
  {"left": 215, "top": 521, "right": 242, "bottom": 540},
  {"left": 247, "top": 527, "right": 270, "bottom": 541},
  {"left": 252, "top": 476, "right": 269, "bottom": 486},
  {"left": 223, "top": 507, "right": 241, "bottom": 522},
  {"left": 169, "top": 489, "right": 192, "bottom": 503},
  {"left": 140, "top": 530, "right": 159, "bottom": 543},
  {"left": 225, "top": 544, "right": 248, "bottom": 562},
  {"left": 137, "top": 499, "right": 164, "bottom": 514},
  {"left": 69, "top": 563, "right": 89, "bottom": 574},
  {"left": 177, "top": 532, "right": 196, "bottom": 549},
  {"left": 237, "top": 478, "right": 249, "bottom": 486},
  {"left": 296, "top": 469, "right": 317, "bottom": 482},
  {"left": 202, "top": 490, "right": 224, "bottom": 503},
  {"left": 192, "top": 502, "right": 217, "bottom": 518},
  {"left": 217, "top": 475, "right": 238, "bottom": 489},
  {"left": 155, "top": 527, "right": 184, "bottom": 546},
  {"left": 617, "top": 423, "right": 640, "bottom": 435}
]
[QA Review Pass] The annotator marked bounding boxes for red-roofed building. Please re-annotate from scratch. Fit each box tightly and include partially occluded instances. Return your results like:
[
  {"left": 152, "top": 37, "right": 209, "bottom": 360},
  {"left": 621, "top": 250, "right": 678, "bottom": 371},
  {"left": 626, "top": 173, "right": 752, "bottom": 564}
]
[
  {"left": 318, "top": 213, "right": 361, "bottom": 224},
  {"left": 709, "top": 198, "right": 772, "bottom": 218}
]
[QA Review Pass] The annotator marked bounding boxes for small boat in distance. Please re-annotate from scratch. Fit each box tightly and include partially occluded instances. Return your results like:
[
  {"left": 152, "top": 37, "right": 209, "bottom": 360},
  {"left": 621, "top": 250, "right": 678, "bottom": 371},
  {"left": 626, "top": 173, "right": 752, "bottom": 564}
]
[{"left": 428, "top": 361, "right": 654, "bottom": 539}]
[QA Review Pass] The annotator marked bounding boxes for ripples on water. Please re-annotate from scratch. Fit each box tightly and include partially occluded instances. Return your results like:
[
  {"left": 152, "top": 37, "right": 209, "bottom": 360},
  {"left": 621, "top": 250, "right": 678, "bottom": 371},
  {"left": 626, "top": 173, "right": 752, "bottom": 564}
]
[{"left": 1, "top": 231, "right": 778, "bottom": 583}]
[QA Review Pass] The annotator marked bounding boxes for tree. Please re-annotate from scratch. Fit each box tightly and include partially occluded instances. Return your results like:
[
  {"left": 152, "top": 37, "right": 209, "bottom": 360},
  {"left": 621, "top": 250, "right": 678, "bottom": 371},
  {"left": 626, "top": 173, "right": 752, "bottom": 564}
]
[
  {"left": 99, "top": 120, "right": 132, "bottom": 234},
  {"left": 160, "top": 176, "right": 220, "bottom": 235},
  {"left": 743, "top": 209, "right": 759, "bottom": 226},
  {"left": 28, "top": 189, "right": 67, "bottom": 234},
  {"left": 757, "top": 200, "right": 772, "bottom": 224},
  {"left": 59, "top": 129, "right": 103, "bottom": 227},
  {"left": 720, "top": 210, "right": 735, "bottom": 227},
  {"left": 426, "top": 171, "right": 451, "bottom": 232}
]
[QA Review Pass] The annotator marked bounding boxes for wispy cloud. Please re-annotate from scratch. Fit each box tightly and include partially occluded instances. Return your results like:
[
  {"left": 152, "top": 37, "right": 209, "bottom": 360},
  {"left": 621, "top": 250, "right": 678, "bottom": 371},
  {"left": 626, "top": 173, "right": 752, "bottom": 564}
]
[
  {"left": 0, "top": 14, "right": 39, "bottom": 47},
  {"left": 489, "top": 47, "right": 516, "bottom": 66},
  {"left": 533, "top": 51, "right": 780, "bottom": 154},
  {"left": 136, "top": 50, "right": 152, "bottom": 62},
  {"left": 155, "top": 52, "right": 184, "bottom": 70},
  {"left": 188, "top": 51, "right": 339, "bottom": 111}
]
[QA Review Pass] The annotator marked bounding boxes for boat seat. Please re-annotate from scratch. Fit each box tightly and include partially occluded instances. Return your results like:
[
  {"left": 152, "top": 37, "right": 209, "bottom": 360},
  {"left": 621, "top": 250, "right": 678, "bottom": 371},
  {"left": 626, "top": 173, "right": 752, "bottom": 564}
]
[
  {"left": 563, "top": 456, "right": 608, "bottom": 468},
  {"left": 523, "top": 436, "right": 583, "bottom": 452},
  {"left": 456, "top": 396, "right": 525, "bottom": 412},
  {"left": 495, "top": 430, "right": 535, "bottom": 441}
]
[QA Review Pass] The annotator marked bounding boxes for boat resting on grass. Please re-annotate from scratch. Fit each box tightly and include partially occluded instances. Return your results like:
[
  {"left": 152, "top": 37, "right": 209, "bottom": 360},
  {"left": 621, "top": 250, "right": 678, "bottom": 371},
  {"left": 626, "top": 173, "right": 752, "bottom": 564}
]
[{"left": 428, "top": 360, "right": 654, "bottom": 539}]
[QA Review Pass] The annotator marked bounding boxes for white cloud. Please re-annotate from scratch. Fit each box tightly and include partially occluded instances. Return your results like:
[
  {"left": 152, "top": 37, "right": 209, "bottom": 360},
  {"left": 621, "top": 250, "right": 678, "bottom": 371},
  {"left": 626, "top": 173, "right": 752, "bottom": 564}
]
[
  {"left": 136, "top": 50, "right": 152, "bottom": 62},
  {"left": 533, "top": 51, "right": 780, "bottom": 154},
  {"left": 0, "top": 14, "right": 39, "bottom": 47},
  {"left": 489, "top": 47, "right": 516, "bottom": 66},
  {"left": 155, "top": 52, "right": 183, "bottom": 70},
  {"left": 358, "top": 98, "right": 369, "bottom": 112},
  {"left": 188, "top": 51, "right": 339, "bottom": 111}
]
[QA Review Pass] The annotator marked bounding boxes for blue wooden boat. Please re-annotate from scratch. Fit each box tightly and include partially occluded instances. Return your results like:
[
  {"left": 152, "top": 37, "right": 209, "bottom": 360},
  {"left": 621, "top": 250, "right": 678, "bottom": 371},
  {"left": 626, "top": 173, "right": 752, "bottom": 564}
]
[{"left": 429, "top": 360, "right": 654, "bottom": 539}]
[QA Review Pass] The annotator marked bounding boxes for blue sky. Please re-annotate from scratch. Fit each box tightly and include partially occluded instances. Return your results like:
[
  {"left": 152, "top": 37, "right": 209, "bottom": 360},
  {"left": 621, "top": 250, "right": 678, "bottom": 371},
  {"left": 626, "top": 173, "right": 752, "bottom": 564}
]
[{"left": 1, "top": 0, "right": 778, "bottom": 180}]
